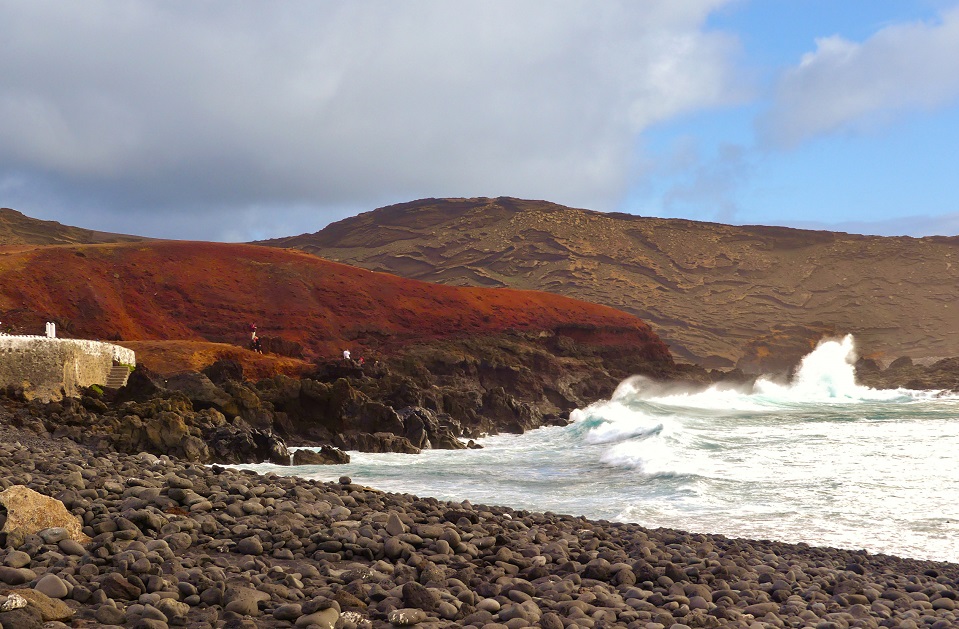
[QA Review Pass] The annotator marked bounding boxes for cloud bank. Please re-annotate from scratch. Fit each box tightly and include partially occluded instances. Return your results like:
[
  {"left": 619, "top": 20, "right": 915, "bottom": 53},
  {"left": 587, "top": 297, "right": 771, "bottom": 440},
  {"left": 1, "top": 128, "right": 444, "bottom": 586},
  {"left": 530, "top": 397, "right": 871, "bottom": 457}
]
[
  {"left": 761, "top": 6, "right": 959, "bottom": 148},
  {"left": 0, "top": 0, "right": 740, "bottom": 239}
]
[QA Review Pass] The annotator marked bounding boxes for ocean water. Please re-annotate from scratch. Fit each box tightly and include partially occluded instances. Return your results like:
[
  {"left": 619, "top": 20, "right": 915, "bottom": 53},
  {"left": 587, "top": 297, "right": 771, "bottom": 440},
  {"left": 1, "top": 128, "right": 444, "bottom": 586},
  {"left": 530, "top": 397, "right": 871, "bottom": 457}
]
[{"left": 246, "top": 335, "right": 959, "bottom": 563}]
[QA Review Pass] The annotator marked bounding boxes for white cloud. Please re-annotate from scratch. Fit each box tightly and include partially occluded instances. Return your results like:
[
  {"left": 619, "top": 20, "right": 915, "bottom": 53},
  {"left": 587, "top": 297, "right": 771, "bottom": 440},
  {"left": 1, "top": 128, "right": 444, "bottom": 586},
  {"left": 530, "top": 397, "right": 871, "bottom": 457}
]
[
  {"left": 761, "top": 5, "right": 959, "bottom": 147},
  {"left": 662, "top": 142, "right": 751, "bottom": 223},
  {"left": 0, "top": 0, "right": 741, "bottom": 239}
]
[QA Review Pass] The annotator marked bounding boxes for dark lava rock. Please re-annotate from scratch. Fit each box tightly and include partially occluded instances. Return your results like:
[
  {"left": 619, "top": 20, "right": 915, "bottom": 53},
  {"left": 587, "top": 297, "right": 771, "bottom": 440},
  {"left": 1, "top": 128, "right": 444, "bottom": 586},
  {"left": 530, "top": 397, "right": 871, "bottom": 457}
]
[
  {"left": 164, "top": 372, "right": 233, "bottom": 412},
  {"left": 202, "top": 358, "right": 244, "bottom": 386},
  {"left": 334, "top": 431, "right": 420, "bottom": 454},
  {"left": 292, "top": 446, "right": 350, "bottom": 465}
]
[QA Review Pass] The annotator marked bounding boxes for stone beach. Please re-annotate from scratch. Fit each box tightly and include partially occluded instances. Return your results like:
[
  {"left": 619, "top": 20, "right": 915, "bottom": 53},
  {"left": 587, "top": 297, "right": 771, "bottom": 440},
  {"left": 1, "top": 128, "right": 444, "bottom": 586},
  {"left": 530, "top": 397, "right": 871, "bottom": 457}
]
[{"left": 1, "top": 422, "right": 958, "bottom": 629}]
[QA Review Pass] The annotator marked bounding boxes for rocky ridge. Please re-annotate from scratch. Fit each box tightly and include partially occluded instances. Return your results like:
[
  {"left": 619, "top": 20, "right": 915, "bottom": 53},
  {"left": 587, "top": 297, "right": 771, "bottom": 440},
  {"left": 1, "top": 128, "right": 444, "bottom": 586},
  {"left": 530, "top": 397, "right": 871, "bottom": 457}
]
[
  {"left": 261, "top": 197, "right": 959, "bottom": 372},
  {"left": 0, "top": 207, "right": 145, "bottom": 247}
]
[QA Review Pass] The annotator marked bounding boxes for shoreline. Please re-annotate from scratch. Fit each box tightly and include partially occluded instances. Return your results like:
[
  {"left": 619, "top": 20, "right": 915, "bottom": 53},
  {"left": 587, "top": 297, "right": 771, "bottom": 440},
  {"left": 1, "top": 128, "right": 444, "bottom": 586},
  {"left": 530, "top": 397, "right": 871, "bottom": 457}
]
[
  {"left": 240, "top": 443, "right": 959, "bottom": 568},
  {"left": 2, "top": 423, "right": 958, "bottom": 629}
]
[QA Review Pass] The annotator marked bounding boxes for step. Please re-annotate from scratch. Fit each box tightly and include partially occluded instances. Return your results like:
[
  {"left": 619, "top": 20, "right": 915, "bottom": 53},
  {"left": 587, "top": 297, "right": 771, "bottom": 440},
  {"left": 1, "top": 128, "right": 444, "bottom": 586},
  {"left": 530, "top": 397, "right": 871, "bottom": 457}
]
[{"left": 105, "top": 365, "right": 131, "bottom": 388}]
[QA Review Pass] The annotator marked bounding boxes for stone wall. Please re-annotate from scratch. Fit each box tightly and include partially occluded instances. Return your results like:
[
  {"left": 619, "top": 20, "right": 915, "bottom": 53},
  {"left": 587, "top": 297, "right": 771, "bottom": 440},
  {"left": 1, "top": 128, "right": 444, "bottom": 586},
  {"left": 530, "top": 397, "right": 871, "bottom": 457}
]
[{"left": 0, "top": 335, "right": 135, "bottom": 401}]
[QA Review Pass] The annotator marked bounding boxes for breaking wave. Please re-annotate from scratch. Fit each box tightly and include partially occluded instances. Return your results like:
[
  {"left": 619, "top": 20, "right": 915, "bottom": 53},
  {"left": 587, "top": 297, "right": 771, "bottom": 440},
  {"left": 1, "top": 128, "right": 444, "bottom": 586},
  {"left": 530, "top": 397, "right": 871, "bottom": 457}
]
[{"left": 570, "top": 335, "right": 952, "bottom": 475}]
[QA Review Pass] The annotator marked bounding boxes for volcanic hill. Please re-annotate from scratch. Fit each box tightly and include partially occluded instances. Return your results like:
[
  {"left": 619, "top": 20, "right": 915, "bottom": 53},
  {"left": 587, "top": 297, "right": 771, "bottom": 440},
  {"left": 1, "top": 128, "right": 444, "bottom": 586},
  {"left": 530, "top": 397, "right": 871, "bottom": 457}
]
[
  {"left": 0, "top": 239, "right": 670, "bottom": 372},
  {"left": 262, "top": 197, "right": 959, "bottom": 371},
  {"left": 0, "top": 207, "right": 145, "bottom": 246}
]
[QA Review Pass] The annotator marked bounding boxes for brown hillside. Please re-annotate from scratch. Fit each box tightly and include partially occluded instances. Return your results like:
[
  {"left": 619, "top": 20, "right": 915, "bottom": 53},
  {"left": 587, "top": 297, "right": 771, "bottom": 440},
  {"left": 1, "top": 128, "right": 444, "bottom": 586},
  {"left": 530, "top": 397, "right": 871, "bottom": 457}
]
[
  {"left": 261, "top": 197, "right": 959, "bottom": 371},
  {"left": 0, "top": 207, "right": 146, "bottom": 246},
  {"left": 0, "top": 240, "right": 670, "bottom": 366},
  {"left": 117, "top": 340, "right": 313, "bottom": 379}
]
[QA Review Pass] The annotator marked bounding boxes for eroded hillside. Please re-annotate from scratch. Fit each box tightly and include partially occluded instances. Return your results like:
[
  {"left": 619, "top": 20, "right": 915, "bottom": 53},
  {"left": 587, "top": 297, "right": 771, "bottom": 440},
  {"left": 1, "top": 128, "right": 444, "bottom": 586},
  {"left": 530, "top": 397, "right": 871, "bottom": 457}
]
[
  {"left": 0, "top": 240, "right": 670, "bottom": 368},
  {"left": 262, "top": 197, "right": 959, "bottom": 371}
]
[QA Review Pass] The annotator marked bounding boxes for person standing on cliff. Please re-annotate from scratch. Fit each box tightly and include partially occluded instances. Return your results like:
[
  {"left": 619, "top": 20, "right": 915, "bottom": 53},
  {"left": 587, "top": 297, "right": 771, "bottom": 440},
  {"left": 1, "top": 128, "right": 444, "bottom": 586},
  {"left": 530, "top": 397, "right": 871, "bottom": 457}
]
[{"left": 249, "top": 323, "right": 263, "bottom": 353}]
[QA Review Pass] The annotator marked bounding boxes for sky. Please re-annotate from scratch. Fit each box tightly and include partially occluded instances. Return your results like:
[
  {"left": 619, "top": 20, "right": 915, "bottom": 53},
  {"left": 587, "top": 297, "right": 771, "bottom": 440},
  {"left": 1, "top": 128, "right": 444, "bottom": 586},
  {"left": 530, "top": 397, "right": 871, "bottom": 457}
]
[{"left": 1, "top": 1, "right": 959, "bottom": 241}]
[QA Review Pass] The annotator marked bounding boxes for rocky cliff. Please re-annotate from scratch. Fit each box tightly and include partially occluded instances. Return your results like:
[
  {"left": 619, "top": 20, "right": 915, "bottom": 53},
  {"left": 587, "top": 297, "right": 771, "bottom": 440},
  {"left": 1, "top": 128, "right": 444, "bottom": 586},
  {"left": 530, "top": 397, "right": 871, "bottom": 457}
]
[{"left": 261, "top": 197, "right": 959, "bottom": 372}]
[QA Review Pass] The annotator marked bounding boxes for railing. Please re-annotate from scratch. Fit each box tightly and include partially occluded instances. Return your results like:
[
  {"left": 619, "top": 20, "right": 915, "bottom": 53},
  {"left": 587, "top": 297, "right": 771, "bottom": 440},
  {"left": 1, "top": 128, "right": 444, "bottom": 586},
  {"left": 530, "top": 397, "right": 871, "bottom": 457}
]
[{"left": 0, "top": 321, "right": 57, "bottom": 338}]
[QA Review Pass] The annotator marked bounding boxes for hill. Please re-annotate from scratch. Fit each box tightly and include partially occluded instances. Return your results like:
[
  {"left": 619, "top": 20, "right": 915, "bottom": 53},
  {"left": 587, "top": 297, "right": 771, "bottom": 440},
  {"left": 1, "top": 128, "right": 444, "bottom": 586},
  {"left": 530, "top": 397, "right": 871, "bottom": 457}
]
[
  {"left": 0, "top": 240, "right": 670, "bottom": 368},
  {"left": 0, "top": 207, "right": 146, "bottom": 246},
  {"left": 261, "top": 197, "right": 959, "bottom": 371}
]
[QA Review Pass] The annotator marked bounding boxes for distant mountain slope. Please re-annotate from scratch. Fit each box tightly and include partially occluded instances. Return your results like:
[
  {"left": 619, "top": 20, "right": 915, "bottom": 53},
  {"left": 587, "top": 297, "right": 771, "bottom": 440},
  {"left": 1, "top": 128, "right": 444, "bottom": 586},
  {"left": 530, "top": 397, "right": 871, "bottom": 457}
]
[
  {"left": 0, "top": 207, "right": 145, "bottom": 246},
  {"left": 261, "top": 197, "right": 959, "bottom": 370},
  {"left": 0, "top": 240, "right": 670, "bottom": 366}
]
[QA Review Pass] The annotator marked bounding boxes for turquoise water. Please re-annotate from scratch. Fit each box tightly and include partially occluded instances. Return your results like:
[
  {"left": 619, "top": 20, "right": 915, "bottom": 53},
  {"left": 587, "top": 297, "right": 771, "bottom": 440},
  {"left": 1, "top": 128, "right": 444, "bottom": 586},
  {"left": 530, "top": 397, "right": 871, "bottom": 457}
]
[{"left": 246, "top": 336, "right": 959, "bottom": 563}]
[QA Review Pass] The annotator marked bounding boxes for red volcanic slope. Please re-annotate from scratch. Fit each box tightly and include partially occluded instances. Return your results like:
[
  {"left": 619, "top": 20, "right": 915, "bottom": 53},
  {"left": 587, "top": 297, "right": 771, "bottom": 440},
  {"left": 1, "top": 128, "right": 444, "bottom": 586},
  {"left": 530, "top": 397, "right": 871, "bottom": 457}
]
[{"left": 0, "top": 241, "right": 671, "bottom": 362}]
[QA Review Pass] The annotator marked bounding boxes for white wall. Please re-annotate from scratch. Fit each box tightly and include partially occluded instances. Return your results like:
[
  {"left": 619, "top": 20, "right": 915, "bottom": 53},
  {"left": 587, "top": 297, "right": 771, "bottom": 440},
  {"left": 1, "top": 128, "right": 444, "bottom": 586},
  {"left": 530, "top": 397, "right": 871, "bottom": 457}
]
[{"left": 0, "top": 335, "right": 136, "bottom": 401}]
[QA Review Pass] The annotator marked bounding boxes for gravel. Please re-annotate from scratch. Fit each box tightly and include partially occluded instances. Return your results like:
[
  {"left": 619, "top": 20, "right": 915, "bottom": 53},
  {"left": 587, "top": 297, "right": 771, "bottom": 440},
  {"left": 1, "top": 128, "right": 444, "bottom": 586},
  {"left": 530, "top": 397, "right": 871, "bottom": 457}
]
[{"left": 1, "top": 423, "right": 958, "bottom": 628}]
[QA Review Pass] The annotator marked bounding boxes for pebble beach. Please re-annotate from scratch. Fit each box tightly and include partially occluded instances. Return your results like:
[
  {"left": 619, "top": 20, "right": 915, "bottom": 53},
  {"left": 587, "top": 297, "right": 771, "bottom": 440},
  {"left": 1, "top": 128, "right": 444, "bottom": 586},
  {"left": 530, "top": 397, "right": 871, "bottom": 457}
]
[{"left": 1, "top": 422, "right": 959, "bottom": 629}]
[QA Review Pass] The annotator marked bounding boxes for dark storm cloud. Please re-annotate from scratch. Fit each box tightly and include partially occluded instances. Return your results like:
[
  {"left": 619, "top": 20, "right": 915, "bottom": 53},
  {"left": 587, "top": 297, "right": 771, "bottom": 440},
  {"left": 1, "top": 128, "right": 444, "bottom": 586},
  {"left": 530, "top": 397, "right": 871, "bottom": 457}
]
[{"left": 0, "top": 1, "right": 740, "bottom": 240}]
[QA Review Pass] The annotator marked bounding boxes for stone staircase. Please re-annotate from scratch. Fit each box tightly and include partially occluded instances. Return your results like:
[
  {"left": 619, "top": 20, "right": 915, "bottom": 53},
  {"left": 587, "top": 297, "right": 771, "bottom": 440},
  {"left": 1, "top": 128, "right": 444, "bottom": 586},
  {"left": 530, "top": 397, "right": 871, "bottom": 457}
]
[{"left": 105, "top": 364, "right": 131, "bottom": 389}]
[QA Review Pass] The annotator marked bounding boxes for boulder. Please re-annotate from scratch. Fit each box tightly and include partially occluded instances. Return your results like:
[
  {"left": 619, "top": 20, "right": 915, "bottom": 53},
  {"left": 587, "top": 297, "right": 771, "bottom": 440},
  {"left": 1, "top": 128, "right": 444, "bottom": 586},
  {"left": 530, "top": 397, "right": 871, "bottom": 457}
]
[
  {"left": 0, "top": 486, "right": 90, "bottom": 544},
  {"left": 292, "top": 447, "right": 350, "bottom": 465},
  {"left": 399, "top": 407, "right": 467, "bottom": 450},
  {"left": 208, "top": 420, "right": 290, "bottom": 465},
  {"left": 11, "top": 588, "right": 73, "bottom": 621},
  {"left": 401, "top": 407, "right": 431, "bottom": 449}
]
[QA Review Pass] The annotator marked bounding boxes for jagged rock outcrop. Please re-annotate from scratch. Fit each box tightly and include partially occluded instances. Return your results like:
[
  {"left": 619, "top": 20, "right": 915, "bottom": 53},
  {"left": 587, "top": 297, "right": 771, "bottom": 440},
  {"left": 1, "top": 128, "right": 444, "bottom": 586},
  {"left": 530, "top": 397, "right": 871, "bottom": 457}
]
[{"left": 9, "top": 379, "right": 292, "bottom": 466}]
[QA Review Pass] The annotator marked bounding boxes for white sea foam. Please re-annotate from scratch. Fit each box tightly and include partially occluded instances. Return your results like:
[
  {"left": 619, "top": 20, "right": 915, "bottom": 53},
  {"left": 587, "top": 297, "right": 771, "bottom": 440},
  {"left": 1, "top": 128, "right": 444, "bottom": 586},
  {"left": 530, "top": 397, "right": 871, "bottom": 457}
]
[
  {"left": 249, "top": 333, "right": 959, "bottom": 562},
  {"left": 576, "top": 334, "right": 936, "bottom": 475},
  {"left": 585, "top": 335, "right": 927, "bottom": 423}
]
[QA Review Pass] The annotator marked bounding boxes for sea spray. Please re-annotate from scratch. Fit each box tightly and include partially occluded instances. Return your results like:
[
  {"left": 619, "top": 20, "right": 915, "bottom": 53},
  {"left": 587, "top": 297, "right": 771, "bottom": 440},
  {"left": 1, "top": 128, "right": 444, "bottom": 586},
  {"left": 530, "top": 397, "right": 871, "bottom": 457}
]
[{"left": 253, "top": 334, "right": 959, "bottom": 562}]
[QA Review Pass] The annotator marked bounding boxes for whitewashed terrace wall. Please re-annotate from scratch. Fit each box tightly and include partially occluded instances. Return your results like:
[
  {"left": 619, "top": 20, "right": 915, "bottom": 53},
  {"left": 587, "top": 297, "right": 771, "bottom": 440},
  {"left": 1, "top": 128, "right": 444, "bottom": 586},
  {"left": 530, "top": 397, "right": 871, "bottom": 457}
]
[{"left": 0, "top": 335, "right": 136, "bottom": 402}]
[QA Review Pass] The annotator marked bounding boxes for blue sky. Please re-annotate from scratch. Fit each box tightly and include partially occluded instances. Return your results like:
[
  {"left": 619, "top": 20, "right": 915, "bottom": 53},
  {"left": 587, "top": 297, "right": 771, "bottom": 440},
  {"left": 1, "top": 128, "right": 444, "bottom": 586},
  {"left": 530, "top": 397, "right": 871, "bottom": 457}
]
[
  {"left": 1, "top": 1, "right": 958, "bottom": 240},
  {"left": 629, "top": 0, "right": 959, "bottom": 233}
]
